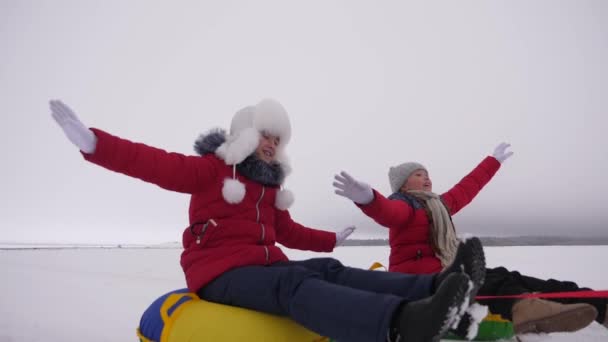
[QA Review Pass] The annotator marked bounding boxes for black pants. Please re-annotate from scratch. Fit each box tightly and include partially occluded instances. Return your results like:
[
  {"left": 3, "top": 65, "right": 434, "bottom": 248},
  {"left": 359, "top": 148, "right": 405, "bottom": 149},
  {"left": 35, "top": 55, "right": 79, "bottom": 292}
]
[
  {"left": 477, "top": 266, "right": 606, "bottom": 322},
  {"left": 197, "top": 258, "right": 434, "bottom": 342}
]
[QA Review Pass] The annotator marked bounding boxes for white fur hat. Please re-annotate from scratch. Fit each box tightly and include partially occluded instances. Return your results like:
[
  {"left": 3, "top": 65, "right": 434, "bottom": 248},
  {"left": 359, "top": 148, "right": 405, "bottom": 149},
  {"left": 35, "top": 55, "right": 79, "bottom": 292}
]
[
  {"left": 217, "top": 99, "right": 294, "bottom": 209},
  {"left": 388, "top": 162, "right": 427, "bottom": 193},
  {"left": 216, "top": 99, "right": 291, "bottom": 165}
]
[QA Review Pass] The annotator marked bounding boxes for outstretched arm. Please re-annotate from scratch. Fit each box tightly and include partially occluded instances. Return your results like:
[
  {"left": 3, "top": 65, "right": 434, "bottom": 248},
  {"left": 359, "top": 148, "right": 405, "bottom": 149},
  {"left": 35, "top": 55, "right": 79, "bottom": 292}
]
[
  {"left": 274, "top": 210, "right": 343, "bottom": 251},
  {"left": 49, "top": 100, "right": 217, "bottom": 194},
  {"left": 441, "top": 142, "right": 512, "bottom": 214},
  {"left": 334, "top": 171, "right": 414, "bottom": 228}
]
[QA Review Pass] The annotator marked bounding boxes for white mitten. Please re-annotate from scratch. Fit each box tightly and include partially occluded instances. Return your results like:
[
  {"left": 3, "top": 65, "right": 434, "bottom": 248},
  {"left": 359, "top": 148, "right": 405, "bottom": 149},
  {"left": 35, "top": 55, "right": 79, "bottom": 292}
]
[
  {"left": 335, "top": 226, "right": 356, "bottom": 247},
  {"left": 50, "top": 100, "right": 97, "bottom": 154},
  {"left": 333, "top": 171, "right": 374, "bottom": 205},
  {"left": 492, "top": 142, "right": 513, "bottom": 163}
]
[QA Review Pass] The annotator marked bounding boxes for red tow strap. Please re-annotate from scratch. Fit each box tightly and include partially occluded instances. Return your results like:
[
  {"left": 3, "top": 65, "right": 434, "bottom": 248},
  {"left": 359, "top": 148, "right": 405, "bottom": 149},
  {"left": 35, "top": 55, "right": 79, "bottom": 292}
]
[{"left": 476, "top": 290, "right": 608, "bottom": 300}]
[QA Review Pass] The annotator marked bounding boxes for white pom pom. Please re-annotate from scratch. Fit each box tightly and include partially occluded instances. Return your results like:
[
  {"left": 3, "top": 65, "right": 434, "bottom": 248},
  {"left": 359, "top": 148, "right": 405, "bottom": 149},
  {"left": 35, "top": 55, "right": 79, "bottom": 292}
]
[
  {"left": 222, "top": 178, "right": 246, "bottom": 204},
  {"left": 275, "top": 188, "right": 294, "bottom": 210}
]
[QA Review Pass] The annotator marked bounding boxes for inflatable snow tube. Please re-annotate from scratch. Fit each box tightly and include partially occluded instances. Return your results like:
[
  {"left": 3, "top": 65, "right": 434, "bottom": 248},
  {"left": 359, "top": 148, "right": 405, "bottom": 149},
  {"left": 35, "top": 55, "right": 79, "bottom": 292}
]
[{"left": 136, "top": 288, "right": 327, "bottom": 342}]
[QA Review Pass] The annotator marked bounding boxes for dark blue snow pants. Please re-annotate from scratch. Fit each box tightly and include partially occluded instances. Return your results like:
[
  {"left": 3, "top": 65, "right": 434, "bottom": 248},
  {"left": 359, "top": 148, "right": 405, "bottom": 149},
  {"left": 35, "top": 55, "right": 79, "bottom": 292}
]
[
  {"left": 197, "top": 258, "right": 434, "bottom": 342},
  {"left": 479, "top": 266, "right": 607, "bottom": 322}
]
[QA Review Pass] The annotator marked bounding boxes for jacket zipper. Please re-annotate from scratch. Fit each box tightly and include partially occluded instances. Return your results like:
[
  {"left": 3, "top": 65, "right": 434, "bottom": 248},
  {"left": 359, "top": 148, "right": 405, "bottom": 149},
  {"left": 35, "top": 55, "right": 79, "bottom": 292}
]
[
  {"left": 255, "top": 186, "right": 269, "bottom": 264},
  {"left": 255, "top": 187, "right": 265, "bottom": 222}
]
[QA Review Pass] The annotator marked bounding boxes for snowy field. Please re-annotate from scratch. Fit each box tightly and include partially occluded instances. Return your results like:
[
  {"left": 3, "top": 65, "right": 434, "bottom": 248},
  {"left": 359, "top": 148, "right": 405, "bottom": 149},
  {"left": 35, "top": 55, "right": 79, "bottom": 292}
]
[{"left": 1, "top": 245, "right": 606, "bottom": 342}]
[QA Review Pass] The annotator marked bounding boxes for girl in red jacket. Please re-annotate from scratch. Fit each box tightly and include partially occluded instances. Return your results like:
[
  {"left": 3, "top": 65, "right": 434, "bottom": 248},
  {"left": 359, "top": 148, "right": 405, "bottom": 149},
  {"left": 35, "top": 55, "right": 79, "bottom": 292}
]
[
  {"left": 334, "top": 146, "right": 606, "bottom": 335},
  {"left": 50, "top": 99, "right": 485, "bottom": 342}
]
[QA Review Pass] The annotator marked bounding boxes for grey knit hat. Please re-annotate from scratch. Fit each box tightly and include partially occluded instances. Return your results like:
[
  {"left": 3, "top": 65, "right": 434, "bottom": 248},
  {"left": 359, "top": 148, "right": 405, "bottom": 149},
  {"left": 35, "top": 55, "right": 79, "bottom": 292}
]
[{"left": 388, "top": 162, "right": 427, "bottom": 193}]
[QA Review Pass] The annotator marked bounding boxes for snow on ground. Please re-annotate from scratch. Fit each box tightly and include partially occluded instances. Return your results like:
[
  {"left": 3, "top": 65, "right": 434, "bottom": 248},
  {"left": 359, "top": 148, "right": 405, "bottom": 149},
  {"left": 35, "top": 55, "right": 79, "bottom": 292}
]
[{"left": 0, "top": 245, "right": 606, "bottom": 341}]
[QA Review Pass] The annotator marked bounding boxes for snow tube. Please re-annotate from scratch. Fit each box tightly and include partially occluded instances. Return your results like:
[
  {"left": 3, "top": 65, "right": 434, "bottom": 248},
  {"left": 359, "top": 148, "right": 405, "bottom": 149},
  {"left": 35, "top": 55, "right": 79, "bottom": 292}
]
[{"left": 136, "top": 288, "right": 327, "bottom": 342}]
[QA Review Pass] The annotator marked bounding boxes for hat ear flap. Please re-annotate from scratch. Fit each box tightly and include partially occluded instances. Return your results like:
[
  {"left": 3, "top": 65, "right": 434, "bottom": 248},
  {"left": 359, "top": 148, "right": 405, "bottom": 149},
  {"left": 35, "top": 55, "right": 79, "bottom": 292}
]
[
  {"left": 221, "top": 127, "right": 260, "bottom": 165},
  {"left": 215, "top": 142, "right": 228, "bottom": 160},
  {"left": 274, "top": 149, "right": 292, "bottom": 177}
]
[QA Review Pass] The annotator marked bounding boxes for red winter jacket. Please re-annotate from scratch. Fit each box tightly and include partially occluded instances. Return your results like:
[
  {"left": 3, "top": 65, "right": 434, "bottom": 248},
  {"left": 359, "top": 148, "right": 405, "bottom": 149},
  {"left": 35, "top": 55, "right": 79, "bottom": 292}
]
[
  {"left": 83, "top": 129, "right": 337, "bottom": 292},
  {"left": 358, "top": 157, "right": 500, "bottom": 274}
]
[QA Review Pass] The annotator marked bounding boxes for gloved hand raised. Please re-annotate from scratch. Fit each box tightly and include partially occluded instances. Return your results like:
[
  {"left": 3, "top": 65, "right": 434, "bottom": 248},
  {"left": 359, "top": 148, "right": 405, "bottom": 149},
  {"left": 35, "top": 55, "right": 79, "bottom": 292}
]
[
  {"left": 492, "top": 142, "right": 513, "bottom": 163},
  {"left": 333, "top": 171, "right": 374, "bottom": 205},
  {"left": 50, "top": 100, "right": 97, "bottom": 154},
  {"left": 335, "top": 226, "right": 356, "bottom": 247}
]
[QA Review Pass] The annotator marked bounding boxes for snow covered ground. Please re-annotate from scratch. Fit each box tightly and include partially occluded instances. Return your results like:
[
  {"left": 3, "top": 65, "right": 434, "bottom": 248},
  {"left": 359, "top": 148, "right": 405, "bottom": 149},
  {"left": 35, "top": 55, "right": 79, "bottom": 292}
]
[{"left": 1, "top": 245, "right": 606, "bottom": 341}]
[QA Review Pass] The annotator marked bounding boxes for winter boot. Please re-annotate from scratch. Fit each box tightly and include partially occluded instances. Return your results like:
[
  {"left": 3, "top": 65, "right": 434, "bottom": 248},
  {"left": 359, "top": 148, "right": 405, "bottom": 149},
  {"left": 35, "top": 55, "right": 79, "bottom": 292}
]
[
  {"left": 389, "top": 272, "right": 473, "bottom": 342},
  {"left": 434, "top": 236, "right": 486, "bottom": 301},
  {"left": 512, "top": 298, "right": 597, "bottom": 334}
]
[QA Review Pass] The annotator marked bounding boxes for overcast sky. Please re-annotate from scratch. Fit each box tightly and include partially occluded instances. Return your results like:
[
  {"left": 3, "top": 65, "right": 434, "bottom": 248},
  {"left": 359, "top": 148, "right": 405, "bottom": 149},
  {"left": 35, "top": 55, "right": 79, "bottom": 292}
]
[{"left": 1, "top": 0, "right": 607, "bottom": 244}]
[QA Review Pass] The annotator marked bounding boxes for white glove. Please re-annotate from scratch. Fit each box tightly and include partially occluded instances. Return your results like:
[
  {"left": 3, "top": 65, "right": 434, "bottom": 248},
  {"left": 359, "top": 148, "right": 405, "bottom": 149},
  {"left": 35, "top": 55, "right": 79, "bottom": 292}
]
[
  {"left": 50, "top": 100, "right": 97, "bottom": 154},
  {"left": 492, "top": 142, "right": 513, "bottom": 163},
  {"left": 333, "top": 171, "right": 374, "bottom": 205},
  {"left": 335, "top": 226, "right": 356, "bottom": 247}
]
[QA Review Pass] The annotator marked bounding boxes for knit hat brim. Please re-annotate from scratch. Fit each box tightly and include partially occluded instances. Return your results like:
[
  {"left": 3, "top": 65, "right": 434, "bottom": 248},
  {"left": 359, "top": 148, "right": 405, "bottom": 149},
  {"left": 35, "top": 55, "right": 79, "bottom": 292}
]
[{"left": 388, "top": 162, "right": 427, "bottom": 193}]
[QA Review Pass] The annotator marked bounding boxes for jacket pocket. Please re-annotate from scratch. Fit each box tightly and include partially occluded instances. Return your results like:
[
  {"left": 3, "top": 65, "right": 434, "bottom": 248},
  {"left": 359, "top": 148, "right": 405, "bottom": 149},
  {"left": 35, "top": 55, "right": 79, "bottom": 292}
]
[{"left": 188, "top": 219, "right": 219, "bottom": 247}]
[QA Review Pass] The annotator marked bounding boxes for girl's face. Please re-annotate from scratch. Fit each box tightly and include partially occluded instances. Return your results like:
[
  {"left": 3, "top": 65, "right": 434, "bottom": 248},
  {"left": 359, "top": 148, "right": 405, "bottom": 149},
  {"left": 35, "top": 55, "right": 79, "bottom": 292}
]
[
  {"left": 255, "top": 131, "right": 280, "bottom": 163},
  {"left": 400, "top": 169, "right": 432, "bottom": 192}
]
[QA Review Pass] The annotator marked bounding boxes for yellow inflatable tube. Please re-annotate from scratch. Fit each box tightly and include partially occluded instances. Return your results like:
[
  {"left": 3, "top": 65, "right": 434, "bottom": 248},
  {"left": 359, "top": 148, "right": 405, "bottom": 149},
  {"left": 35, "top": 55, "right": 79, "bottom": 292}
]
[{"left": 137, "top": 289, "right": 327, "bottom": 342}]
